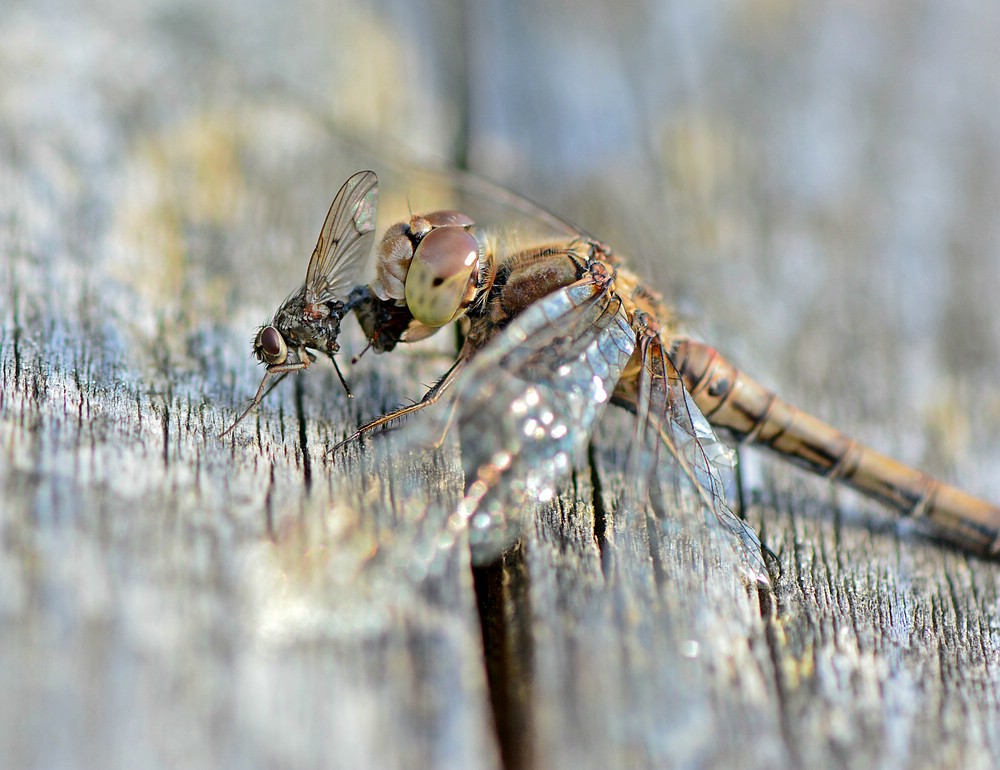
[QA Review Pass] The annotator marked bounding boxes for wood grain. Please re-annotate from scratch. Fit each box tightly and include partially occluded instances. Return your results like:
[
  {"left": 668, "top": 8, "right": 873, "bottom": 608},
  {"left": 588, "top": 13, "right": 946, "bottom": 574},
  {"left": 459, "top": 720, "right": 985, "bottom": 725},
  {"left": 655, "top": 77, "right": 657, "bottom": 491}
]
[{"left": 3, "top": 2, "right": 1000, "bottom": 769}]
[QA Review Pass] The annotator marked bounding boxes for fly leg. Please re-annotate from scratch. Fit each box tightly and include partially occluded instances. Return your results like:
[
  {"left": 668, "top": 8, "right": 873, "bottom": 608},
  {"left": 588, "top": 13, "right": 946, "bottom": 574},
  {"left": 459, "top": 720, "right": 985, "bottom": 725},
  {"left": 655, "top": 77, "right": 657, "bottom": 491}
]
[
  {"left": 322, "top": 351, "right": 353, "bottom": 397},
  {"left": 220, "top": 348, "right": 315, "bottom": 436}
]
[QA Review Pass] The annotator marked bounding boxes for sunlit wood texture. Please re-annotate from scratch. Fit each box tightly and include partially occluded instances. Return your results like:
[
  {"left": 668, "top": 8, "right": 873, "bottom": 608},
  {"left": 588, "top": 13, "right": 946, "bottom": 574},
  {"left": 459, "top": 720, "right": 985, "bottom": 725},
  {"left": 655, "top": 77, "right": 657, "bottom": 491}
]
[{"left": 3, "top": 2, "right": 1000, "bottom": 769}]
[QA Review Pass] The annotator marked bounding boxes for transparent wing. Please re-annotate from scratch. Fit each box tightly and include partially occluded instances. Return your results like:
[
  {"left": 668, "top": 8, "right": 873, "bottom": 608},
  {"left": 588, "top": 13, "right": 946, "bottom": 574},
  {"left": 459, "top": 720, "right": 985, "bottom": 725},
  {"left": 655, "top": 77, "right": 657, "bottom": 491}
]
[
  {"left": 623, "top": 329, "right": 770, "bottom": 587},
  {"left": 304, "top": 169, "right": 379, "bottom": 305},
  {"left": 448, "top": 272, "right": 636, "bottom": 560},
  {"left": 358, "top": 159, "right": 585, "bottom": 250}
]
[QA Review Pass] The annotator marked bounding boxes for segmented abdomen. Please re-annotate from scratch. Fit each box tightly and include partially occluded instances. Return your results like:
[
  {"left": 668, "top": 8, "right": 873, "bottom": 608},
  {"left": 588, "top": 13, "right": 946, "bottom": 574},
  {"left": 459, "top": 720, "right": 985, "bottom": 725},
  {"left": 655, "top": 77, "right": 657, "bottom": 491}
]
[{"left": 672, "top": 339, "right": 1000, "bottom": 557}]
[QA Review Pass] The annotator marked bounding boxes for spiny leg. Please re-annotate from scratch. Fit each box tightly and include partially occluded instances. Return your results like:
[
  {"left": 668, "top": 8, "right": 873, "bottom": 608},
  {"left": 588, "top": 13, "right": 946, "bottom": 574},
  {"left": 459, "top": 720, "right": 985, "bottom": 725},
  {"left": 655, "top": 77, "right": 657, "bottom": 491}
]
[{"left": 329, "top": 355, "right": 469, "bottom": 454}]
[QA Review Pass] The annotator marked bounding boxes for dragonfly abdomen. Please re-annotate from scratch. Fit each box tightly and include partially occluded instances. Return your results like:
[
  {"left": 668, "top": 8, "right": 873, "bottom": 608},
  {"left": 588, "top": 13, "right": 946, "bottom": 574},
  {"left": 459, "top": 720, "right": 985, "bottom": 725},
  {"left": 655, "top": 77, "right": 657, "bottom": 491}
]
[{"left": 672, "top": 339, "right": 1000, "bottom": 556}]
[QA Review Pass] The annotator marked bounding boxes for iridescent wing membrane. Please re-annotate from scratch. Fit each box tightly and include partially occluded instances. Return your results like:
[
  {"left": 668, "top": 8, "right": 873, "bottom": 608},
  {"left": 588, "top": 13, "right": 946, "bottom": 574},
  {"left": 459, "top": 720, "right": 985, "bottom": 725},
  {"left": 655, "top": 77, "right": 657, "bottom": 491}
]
[
  {"left": 624, "top": 331, "right": 770, "bottom": 586},
  {"left": 449, "top": 271, "right": 635, "bottom": 559},
  {"left": 304, "top": 169, "right": 378, "bottom": 307},
  {"left": 418, "top": 256, "right": 766, "bottom": 583}
]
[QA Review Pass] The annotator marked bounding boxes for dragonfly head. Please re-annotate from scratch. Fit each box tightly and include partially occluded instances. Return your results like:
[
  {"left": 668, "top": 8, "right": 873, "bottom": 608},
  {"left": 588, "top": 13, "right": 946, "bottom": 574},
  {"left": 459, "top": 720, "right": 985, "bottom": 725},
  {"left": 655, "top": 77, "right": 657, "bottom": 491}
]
[
  {"left": 404, "top": 224, "right": 481, "bottom": 327},
  {"left": 373, "top": 210, "right": 481, "bottom": 329}
]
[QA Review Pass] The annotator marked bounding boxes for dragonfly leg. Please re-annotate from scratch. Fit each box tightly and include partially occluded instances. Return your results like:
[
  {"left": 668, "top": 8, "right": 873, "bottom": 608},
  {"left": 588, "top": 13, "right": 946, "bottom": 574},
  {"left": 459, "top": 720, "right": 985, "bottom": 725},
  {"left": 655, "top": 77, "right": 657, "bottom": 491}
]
[{"left": 329, "top": 355, "right": 469, "bottom": 454}]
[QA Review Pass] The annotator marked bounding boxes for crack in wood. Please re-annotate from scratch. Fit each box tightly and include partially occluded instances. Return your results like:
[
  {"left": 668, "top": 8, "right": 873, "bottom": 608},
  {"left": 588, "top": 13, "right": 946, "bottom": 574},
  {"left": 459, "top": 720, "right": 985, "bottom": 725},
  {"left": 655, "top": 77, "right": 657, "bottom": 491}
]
[
  {"left": 587, "top": 442, "right": 613, "bottom": 580},
  {"left": 264, "top": 460, "right": 276, "bottom": 540},
  {"left": 161, "top": 398, "right": 170, "bottom": 468},
  {"left": 473, "top": 550, "right": 534, "bottom": 770},
  {"left": 294, "top": 375, "right": 312, "bottom": 492},
  {"left": 11, "top": 284, "right": 21, "bottom": 385},
  {"left": 645, "top": 483, "right": 669, "bottom": 591}
]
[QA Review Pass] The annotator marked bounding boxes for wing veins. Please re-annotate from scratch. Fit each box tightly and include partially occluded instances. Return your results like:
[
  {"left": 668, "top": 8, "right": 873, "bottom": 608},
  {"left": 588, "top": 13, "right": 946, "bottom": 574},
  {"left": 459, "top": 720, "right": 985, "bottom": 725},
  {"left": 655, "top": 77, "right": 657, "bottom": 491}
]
[{"left": 305, "top": 169, "right": 379, "bottom": 305}]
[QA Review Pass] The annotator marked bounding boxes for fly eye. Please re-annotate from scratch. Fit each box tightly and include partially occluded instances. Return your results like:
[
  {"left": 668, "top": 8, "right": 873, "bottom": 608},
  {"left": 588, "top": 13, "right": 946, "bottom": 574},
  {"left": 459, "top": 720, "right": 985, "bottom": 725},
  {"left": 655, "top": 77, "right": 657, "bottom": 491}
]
[
  {"left": 257, "top": 326, "right": 288, "bottom": 365},
  {"left": 405, "top": 227, "right": 481, "bottom": 327}
]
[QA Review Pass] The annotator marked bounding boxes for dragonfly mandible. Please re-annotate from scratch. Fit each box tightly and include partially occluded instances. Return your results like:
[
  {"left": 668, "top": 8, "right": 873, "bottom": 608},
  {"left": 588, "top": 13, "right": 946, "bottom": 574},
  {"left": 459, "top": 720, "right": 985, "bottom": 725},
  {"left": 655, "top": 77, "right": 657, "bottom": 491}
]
[{"left": 223, "top": 169, "right": 1000, "bottom": 582}]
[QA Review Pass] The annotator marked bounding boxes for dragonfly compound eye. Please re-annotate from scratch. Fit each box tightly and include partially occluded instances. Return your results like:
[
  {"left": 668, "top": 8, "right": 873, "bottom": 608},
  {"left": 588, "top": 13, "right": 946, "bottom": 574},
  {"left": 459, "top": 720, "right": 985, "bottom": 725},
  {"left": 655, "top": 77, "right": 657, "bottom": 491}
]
[
  {"left": 257, "top": 325, "right": 288, "bottom": 365},
  {"left": 405, "top": 226, "right": 481, "bottom": 327},
  {"left": 407, "top": 209, "right": 476, "bottom": 241}
]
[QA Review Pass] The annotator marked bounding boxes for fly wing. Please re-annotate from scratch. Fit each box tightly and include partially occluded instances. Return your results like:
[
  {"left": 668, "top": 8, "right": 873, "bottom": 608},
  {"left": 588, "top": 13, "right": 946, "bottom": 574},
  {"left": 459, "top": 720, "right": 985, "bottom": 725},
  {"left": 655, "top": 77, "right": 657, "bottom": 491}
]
[
  {"left": 623, "top": 331, "right": 770, "bottom": 587},
  {"left": 304, "top": 170, "right": 379, "bottom": 306},
  {"left": 448, "top": 273, "right": 636, "bottom": 560}
]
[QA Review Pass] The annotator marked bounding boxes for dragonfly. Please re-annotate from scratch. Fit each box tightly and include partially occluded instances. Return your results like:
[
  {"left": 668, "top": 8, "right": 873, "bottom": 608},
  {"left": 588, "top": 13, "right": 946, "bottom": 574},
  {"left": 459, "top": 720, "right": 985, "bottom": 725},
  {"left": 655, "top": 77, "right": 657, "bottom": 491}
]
[{"left": 224, "top": 169, "right": 1000, "bottom": 582}]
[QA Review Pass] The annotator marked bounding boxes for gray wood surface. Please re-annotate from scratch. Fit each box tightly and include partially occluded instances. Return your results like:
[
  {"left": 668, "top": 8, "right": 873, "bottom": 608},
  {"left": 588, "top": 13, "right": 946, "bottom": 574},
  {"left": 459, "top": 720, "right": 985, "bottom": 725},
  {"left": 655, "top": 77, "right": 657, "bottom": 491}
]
[{"left": 3, "top": 2, "right": 1000, "bottom": 769}]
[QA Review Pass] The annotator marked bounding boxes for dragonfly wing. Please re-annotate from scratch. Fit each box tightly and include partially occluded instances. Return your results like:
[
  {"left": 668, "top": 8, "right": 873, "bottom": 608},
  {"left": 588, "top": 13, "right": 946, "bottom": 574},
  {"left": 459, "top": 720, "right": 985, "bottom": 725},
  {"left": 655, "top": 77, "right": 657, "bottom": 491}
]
[
  {"left": 624, "top": 332, "right": 770, "bottom": 587},
  {"left": 304, "top": 169, "right": 379, "bottom": 306},
  {"left": 448, "top": 274, "right": 636, "bottom": 560}
]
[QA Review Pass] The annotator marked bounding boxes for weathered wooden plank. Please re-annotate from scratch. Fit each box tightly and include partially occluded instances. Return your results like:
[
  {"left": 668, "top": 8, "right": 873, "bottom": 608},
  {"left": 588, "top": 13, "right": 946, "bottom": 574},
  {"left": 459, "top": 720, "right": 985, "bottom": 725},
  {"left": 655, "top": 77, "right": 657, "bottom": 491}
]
[
  {"left": 4, "top": 2, "right": 1000, "bottom": 770},
  {"left": 1, "top": 241, "right": 502, "bottom": 770},
  {"left": 0, "top": 7, "right": 503, "bottom": 768},
  {"left": 499, "top": 440, "right": 781, "bottom": 770}
]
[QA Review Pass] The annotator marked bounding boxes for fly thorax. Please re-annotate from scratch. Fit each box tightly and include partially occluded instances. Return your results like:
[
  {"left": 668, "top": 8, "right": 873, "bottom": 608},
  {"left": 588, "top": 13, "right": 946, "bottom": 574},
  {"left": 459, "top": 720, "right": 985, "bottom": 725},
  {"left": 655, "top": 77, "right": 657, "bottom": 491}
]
[
  {"left": 277, "top": 310, "right": 343, "bottom": 357},
  {"left": 303, "top": 310, "right": 345, "bottom": 355}
]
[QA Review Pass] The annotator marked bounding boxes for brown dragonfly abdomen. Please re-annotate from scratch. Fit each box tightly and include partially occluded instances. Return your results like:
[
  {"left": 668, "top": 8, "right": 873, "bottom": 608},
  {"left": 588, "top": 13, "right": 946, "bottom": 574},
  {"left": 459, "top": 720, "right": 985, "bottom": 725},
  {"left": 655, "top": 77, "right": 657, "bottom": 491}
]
[{"left": 672, "top": 339, "right": 1000, "bottom": 557}]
